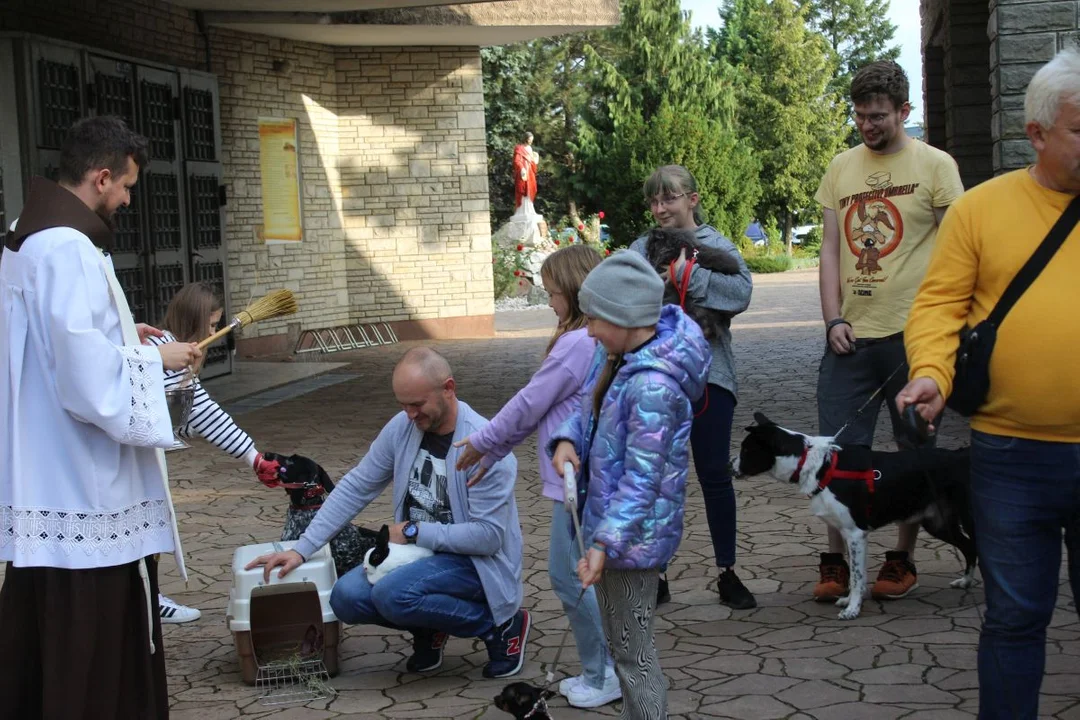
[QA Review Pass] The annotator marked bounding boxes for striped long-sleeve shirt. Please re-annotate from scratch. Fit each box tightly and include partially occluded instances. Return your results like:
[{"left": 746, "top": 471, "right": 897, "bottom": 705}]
[{"left": 147, "top": 330, "right": 258, "bottom": 465}]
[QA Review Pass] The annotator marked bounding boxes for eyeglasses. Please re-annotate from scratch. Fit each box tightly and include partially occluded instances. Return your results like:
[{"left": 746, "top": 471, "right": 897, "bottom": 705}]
[
  {"left": 851, "top": 112, "right": 893, "bottom": 127},
  {"left": 648, "top": 193, "right": 686, "bottom": 209}
]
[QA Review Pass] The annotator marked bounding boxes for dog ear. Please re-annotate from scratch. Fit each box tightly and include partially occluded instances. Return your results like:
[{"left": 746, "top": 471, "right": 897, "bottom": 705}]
[
  {"left": 318, "top": 466, "right": 335, "bottom": 494},
  {"left": 753, "top": 412, "right": 774, "bottom": 427},
  {"left": 377, "top": 524, "right": 389, "bottom": 545}
]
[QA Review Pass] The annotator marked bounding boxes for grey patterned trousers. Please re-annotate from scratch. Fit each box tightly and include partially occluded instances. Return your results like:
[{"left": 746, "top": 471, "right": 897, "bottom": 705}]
[{"left": 596, "top": 569, "right": 667, "bottom": 720}]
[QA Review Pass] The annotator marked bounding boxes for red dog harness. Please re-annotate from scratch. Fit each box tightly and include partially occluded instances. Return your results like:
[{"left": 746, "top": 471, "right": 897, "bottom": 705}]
[{"left": 792, "top": 449, "right": 877, "bottom": 510}]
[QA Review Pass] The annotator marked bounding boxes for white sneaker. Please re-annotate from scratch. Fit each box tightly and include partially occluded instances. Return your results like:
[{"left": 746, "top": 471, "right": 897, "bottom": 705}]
[
  {"left": 558, "top": 674, "right": 586, "bottom": 697},
  {"left": 566, "top": 668, "right": 622, "bottom": 708},
  {"left": 159, "top": 594, "right": 201, "bottom": 624}
]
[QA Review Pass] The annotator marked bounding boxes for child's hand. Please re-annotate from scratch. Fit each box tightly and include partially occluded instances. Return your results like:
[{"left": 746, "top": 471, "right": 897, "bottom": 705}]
[
  {"left": 454, "top": 437, "right": 484, "bottom": 470},
  {"left": 553, "top": 441, "right": 580, "bottom": 476},
  {"left": 577, "top": 547, "right": 605, "bottom": 588}
]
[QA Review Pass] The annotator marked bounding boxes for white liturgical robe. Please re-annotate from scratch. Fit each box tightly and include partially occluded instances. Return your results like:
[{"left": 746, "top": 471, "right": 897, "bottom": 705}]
[{"left": 0, "top": 226, "right": 185, "bottom": 574}]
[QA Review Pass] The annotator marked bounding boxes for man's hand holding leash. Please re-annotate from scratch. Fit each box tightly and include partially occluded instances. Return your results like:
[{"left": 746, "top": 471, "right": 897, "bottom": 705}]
[{"left": 896, "top": 377, "right": 946, "bottom": 434}]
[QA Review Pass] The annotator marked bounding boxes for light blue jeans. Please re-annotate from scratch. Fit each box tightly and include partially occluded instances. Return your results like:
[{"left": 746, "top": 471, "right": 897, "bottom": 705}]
[{"left": 550, "top": 500, "right": 612, "bottom": 689}]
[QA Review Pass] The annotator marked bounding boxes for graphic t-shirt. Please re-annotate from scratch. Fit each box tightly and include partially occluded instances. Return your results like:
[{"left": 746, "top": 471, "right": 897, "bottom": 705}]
[
  {"left": 404, "top": 431, "right": 454, "bottom": 525},
  {"left": 815, "top": 140, "right": 964, "bottom": 338}
]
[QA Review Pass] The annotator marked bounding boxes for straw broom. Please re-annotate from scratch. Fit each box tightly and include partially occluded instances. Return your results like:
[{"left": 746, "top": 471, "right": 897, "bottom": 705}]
[{"left": 196, "top": 289, "right": 298, "bottom": 351}]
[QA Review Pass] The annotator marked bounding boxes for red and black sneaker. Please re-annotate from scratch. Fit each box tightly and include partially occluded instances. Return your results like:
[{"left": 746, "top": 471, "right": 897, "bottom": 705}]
[
  {"left": 483, "top": 609, "right": 531, "bottom": 679},
  {"left": 406, "top": 629, "right": 448, "bottom": 672}
]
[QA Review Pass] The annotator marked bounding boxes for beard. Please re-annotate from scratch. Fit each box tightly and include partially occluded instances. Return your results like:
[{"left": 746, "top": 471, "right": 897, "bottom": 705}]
[{"left": 94, "top": 203, "right": 118, "bottom": 231}]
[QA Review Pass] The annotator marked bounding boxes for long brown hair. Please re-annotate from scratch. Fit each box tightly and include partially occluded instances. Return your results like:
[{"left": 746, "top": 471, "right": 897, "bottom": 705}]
[
  {"left": 592, "top": 352, "right": 622, "bottom": 419},
  {"left": 162, "top": 282, "right": 223, "bottom": 343},
  {"left": 541, "top": 244, "right": 602, "bottom": 357}
]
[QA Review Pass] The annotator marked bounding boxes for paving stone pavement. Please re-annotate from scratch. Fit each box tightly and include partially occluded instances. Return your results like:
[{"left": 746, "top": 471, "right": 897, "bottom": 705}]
[
  {"left": 163, "top": 270, "right": 1078, "bottom": 718},
  {"left": 10, "top": 270, "right": 1078, "bottom": 719}
]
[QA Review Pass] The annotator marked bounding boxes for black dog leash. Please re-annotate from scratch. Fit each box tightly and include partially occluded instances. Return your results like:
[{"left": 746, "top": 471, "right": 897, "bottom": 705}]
[{"left": 831, "top": 361, "right": 906, "bottom": 443}]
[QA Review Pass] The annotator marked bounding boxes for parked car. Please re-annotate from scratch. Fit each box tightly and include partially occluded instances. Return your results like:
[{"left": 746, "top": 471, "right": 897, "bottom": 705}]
[{"left": 791, "top": 224, "right": 820, "bottom": 245}]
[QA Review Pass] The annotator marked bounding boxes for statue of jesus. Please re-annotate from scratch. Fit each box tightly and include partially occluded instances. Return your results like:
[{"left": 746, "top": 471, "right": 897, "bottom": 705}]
[{"left": 512, "top": 132, "right": 539, "bottom": 210}]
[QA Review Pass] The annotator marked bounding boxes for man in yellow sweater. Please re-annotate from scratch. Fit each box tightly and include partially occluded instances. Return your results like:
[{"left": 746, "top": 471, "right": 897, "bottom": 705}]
[{"left": 899, "top": 49, "right": 1080, "bottom": 720}]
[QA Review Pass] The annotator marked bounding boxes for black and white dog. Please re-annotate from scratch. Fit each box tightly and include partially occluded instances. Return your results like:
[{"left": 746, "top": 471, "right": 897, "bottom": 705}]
[
  {"left": 731, "top": 413, "right": 977, "bottom": 620},
  {"left": 265, "top": 452, "right": 379, "bottom": 577}
]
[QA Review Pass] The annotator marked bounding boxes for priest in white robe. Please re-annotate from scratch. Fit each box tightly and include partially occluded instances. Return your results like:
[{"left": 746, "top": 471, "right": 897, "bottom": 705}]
[{"left": 0, "top": 116, "right": 202, "bottom": 720}]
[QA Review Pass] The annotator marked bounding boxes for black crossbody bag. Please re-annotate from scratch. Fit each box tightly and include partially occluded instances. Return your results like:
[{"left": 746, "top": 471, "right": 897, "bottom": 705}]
[{"left": 948, "top": 194, "right": 1080, "bottom": 416}]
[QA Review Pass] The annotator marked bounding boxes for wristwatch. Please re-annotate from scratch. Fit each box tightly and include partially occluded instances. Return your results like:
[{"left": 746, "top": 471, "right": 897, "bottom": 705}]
[{"left": 403, "top": 521, "right": 419, "bottom": 543}]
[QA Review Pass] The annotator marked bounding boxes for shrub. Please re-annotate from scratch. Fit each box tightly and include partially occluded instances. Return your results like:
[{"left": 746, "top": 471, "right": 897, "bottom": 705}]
[
  {"left": 744, "top": 254, "right": 794, "bottom": 274},
  {"left": 799, "top": 226, "right": 823, "bottom": 256},
  {"left": 492, "top": 239, "right": 536, "bottom": 299}
]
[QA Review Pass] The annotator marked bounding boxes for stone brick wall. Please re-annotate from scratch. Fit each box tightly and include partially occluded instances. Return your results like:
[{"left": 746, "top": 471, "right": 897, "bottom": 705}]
[
  {"left": 2, "top": 0, "right": 497, "bottom": 354},
  {"left": 920, "top": 0, "right": 993, "bottom": 189},
  {"left": 334, "top": 49, "right": 493, "bottom": 333},
  {"left": 207, "top": 31, "right": 353, "bottom": 346},
  {"left": 990, "top": 0, "right": 1080, "bottom": 171}
]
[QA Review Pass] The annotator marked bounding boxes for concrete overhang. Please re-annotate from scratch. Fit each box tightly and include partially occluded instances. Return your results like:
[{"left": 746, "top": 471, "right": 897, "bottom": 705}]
[{"left": 171, "top": 0, "right": 619, "bottom": 45}]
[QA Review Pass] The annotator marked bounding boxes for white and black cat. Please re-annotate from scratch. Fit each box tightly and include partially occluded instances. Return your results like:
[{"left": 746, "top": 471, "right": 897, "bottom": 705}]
[{"left": 362, "top": 524, "right": 434, "bottom": 584}]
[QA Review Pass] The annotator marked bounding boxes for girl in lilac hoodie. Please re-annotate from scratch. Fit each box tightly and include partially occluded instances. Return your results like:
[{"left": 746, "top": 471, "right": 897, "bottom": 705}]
[{"left": 455, "top": 244, "right": 620, "bottom": 708}]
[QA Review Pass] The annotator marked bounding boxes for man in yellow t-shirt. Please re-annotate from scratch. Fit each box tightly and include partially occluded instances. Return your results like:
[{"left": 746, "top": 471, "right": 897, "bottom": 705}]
[
  {"left": 897, "top": 49, "right": 1080, "bottom": 720},
  {"left": 813, "top": 60, "right": 964, "bottom": 603}
]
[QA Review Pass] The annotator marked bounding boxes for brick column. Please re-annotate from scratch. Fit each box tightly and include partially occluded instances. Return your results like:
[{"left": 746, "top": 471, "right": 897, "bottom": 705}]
[
  {"left": 990, "top": 0, "right": 1080, "bottom": 172},
  {"left": 921, "top": 0, "right": 993, "bottom": 188}
]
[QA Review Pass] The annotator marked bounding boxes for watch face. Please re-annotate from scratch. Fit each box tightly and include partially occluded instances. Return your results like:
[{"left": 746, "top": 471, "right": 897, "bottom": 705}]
[{"left": 404, "top": 522, "right": 417, "bottom": 537}]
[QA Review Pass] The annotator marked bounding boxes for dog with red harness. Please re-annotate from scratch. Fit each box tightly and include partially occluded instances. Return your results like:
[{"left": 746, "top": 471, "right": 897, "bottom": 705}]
[{"left": 732, "top": 412, "right": 977, "bottom": 619}]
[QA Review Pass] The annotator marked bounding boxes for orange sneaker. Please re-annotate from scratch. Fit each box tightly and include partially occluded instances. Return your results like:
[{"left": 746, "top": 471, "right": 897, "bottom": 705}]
[
  {"left": 871, "top": 551, "right": 919, "bottom": 599},
  {"left": 814, "top": 552, "right": 850, "bottom": 601}
]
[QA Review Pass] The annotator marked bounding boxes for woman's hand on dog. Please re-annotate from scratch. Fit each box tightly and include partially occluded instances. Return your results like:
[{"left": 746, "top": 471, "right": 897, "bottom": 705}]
[
  {"left": 552, "top": 441, "right": 580, "bottom": 477},
  {"left": 246, "top": 549, "right": 304, "bottom": 583},
  {"left": 577, "top": 547, "right": 605, "bottom": 588},
  {"left": 827, "top": 323, "right": 857, "bottom": 354},
  {"left": 895, "top": 377, "right": 945, "bottom": 432}
]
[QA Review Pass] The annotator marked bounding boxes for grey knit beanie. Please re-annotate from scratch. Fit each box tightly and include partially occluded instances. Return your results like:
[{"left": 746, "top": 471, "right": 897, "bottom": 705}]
[{"left": 578, "top": 250, "right": 664, "bottom": 328}]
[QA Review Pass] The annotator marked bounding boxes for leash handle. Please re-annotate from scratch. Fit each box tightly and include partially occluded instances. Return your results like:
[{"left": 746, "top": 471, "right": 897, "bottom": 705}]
[{"left": 563, "top": 462, "right": 588, "bottom": 560}]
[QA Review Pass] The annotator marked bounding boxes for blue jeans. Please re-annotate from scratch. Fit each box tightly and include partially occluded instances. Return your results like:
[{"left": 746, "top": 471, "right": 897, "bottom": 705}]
[
  {"left": 690, "top": 384, "right": 737, "bottom": 567},
  {"left": 970, "top": 431, "right": 1080, "bottom": 720},
  {"left": 550, "top": 500, "right": 611, "bottom": 689},
  {"left": 329, "top": 552, "right": 495, "bottom": 638}
]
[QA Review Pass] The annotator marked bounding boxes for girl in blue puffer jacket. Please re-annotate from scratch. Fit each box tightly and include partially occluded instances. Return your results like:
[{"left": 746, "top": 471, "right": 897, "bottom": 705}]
[{"left": 551, "top": 250, "right": 711, "bottom": 720}]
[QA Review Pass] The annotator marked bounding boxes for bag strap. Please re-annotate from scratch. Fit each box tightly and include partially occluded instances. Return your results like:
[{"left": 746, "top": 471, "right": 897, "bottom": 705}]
[{"left": 987, "top": 192, "right": 1080, "bottom": 328}]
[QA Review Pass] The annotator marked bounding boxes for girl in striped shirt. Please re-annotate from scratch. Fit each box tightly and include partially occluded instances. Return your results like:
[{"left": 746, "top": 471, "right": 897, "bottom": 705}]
[{"left": 147, "top": 282, "right": 280, "bottom": 623}]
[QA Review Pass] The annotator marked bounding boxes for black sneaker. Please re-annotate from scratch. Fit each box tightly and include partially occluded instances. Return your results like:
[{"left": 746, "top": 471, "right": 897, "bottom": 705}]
[
  {"left": 406, "top": 629, "right": 447, "bottom": 672},
  {"left": 718, "top": 568, "right": 757, "bottom": 609},
  {"left": 656, "top": 574, "right": 671, "bottom": 606},
  {"left": 482, "top": 609, "right": 531, "bottom": 678}
]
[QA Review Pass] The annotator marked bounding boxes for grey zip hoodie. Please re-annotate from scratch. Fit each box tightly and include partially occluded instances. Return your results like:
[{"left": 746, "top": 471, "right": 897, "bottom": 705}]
[{"left": 630, "top": 224, "right": 753, "bottom": 397}]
